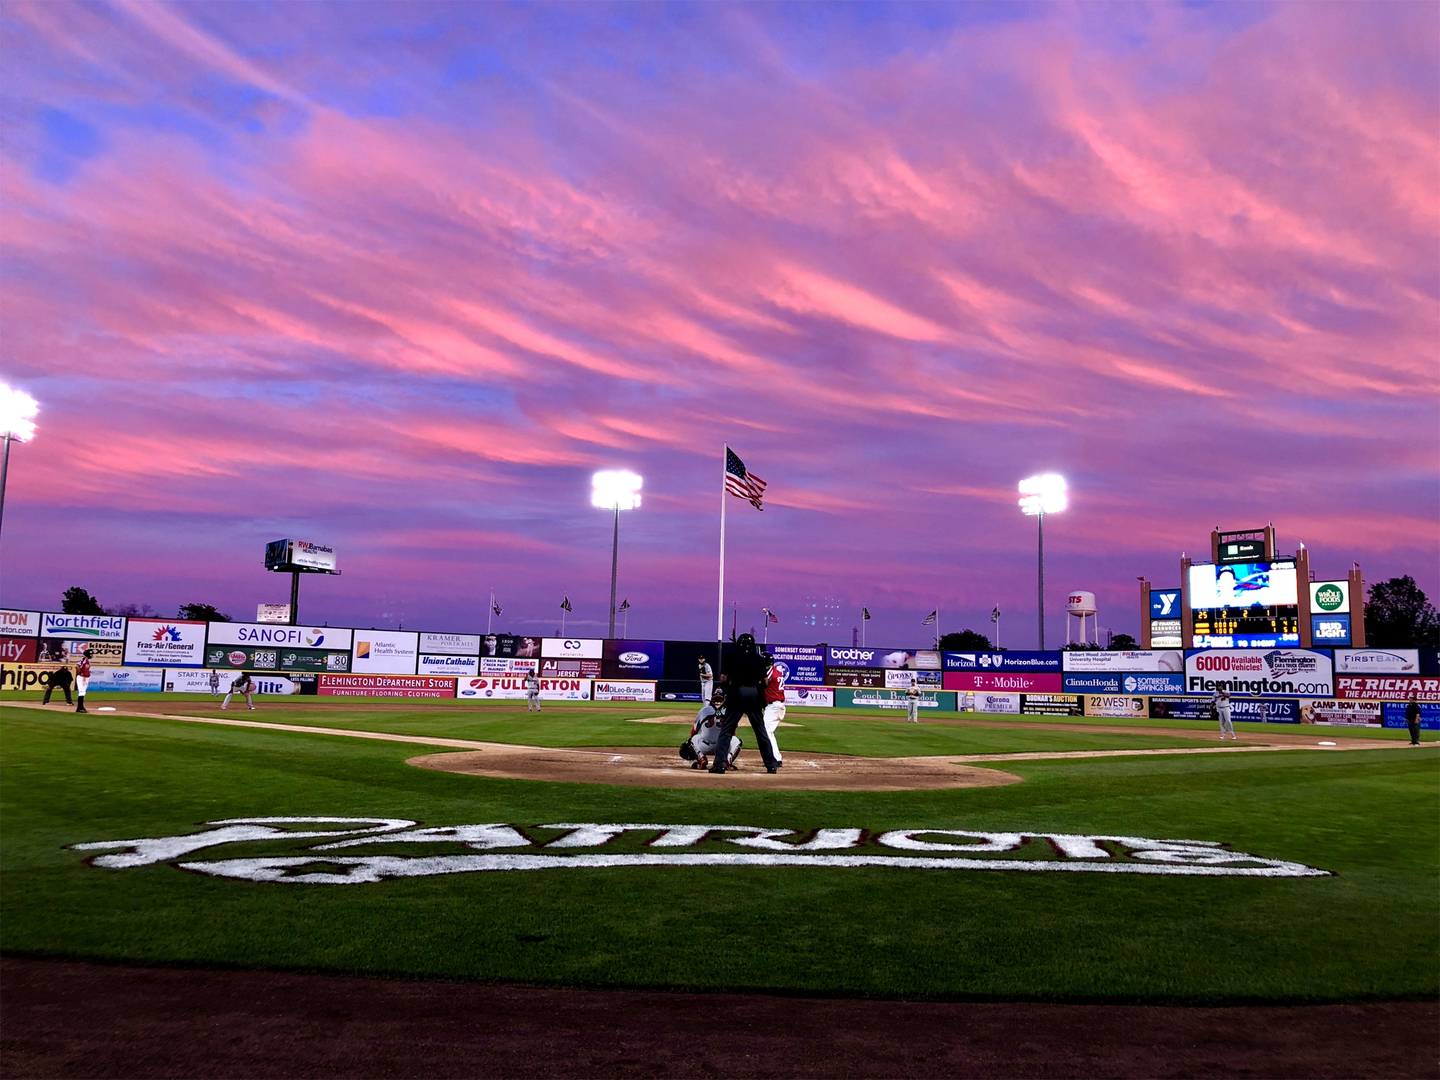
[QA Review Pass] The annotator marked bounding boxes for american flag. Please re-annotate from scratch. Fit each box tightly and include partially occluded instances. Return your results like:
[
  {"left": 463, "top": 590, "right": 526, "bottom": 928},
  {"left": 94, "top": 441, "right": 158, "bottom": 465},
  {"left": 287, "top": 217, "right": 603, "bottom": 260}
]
[
  {"left": 724, "top": 447, "right": 767, "bottom": 511},
  {"left": 861, "top": 606, "right": 871, "bottom": 621},
  {"left": 618, "top": 599, "right": 630, "bottom": 612},
  {"left": 560, "top": 596, "right": 572, "bottom": 612},
  {"left": 922, "top": 610, "right": 937, "bottom": 625},
  {"left": 763, "top": 607, "right": 778, "bottom": 624},
  {"left": 492, "top": 599, "right": 502, "bottom": 617}
]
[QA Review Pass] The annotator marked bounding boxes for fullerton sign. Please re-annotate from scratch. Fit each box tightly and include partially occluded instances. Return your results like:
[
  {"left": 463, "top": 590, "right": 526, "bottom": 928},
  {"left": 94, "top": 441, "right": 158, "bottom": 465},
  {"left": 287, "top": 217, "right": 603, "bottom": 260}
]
[{"left": 70, "top": 818, "right": 1329, "bottom": 884}]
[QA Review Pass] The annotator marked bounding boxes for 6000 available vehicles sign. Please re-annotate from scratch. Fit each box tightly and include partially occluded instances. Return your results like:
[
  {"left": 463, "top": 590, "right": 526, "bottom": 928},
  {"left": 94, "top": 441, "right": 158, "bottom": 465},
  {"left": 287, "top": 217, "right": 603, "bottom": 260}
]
[{"left": 1185, "top": 649, "right": 1333, "bottom": 697}]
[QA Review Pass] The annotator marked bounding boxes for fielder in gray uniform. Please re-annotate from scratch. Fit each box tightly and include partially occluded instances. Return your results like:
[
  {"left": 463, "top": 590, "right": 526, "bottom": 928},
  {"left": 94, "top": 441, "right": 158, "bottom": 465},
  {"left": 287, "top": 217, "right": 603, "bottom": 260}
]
[
  {"left": 698, "top": 657, "right": 714, "bottom": 705},
  {"left": 905, "top": 678, "right": 921, "bottom": 723},
  {"left": 1212, "top": 687, "right": 1235, "bottom": 739},
  {"left": 524, "top": 671, "right": 541, "bottom": 712}
]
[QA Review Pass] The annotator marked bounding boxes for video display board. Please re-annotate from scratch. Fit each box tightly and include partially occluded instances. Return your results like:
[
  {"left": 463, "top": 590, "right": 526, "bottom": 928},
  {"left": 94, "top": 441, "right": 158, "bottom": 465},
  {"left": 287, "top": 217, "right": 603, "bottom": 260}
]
[{"left": 1188, "top": 560, "right": 1300, "bottom": 648}]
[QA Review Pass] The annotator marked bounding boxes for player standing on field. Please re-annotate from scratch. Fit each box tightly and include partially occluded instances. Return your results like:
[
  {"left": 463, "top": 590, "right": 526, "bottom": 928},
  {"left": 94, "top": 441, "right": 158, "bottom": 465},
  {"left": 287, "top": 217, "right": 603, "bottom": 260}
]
[
  {"left": 524, "top": 670, "right": 541, "bottom": 712},
  {"left": 74, "top": 649, "right": 92, "bottom": 713},
  {"left": 698, "top": 656, "right": 713, "bottom": 704},
  {"left": 905, "top": 676, "right": 921, "bottom": 723},
  {"left": 761, "top": 661, "right": 786, "bottom": 767},
  {"left": 1212, "top": 687, "right": 1235, "bottom": 740},
  {"left": 222, "top": 672, "right": 256, "bottom": 710}
]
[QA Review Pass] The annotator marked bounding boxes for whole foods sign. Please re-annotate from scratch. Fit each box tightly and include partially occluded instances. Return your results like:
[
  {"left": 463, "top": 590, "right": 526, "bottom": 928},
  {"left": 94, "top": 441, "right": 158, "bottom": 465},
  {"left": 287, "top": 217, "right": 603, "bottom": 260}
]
[
  {"left": 70, "top": 818, "right": 1329, "bottom": 883},
  {"left": 1185, "top": 649, "right": 1333, "bottom": 698}
]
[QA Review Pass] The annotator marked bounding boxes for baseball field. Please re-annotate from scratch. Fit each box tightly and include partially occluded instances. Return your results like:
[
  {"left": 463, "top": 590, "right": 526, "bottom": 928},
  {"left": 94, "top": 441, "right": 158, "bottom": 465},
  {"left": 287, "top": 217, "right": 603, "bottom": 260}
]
[{"left": 2, "top": 695, "right": 1436, "bottom": 1076}]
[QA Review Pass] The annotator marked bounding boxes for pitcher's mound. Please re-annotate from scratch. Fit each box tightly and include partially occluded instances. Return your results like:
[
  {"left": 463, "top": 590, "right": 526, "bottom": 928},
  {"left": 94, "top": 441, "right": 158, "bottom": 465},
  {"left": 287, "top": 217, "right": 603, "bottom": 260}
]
[{"left": 409, "top": 745, "right": 1021, "bottom": 791}]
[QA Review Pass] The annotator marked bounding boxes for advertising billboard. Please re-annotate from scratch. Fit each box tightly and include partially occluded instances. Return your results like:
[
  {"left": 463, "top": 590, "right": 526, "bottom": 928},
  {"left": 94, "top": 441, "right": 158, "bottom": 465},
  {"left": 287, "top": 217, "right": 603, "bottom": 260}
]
[
  {"left": 1084, "top": 695, "right": 1147, "bottom": 718},
  {"left": 825, "top": 646, "right": 885, "bottom": 669},
  {"left": 943, "top": 651, "right": 1062, "bottom": 672},
  {"left": 1148, "top": 591, "right": 1181, "bottom": 620},
  {"left": 602, "top": 640, "right": 664, "bottom": 680},
  {"left": 956, "top": 691, "right": 1021, "bottom": 714},
  {"left": 0, "top": 663, "right": 62, "bottom": 691},
  {"left": 593, "top": 680, "right": 657, "bottom": 702},
  {"left": 1185, "top": 649, "right": 1333, "bottom": 697},
  {"left": 291, "top": 539, "right": 338, "bottom": 572},
  {"left": 1300, "top": 700, "right": 1382, "bottom": 725},
  {"left": 767, "top": 645, "right": 825, "bottom": 686},
  {"left": 38, "top": 639, "right": 124, "bottom": 666},
  {"left": 318, "top": 674, "right": 455, "bottom": 699},
  {"left": 1309, "top": 580, "right": 1350, "bottom": 614},
  {"left": 123, "top": 618, "right": 207, "bottom": 667},
  {"left": 943, "top": 671, "right": 1063, "bottom": 693},
  {"left": 418, "top": 654, "right": 481, "bottom": 677},
  {"left": 1188, "top": 561, "right": 1298, "bottom": 608},
  {"left": 1382, "top": 703, "right": 1440, "bottom": 729},
  {"left": 455, "top": 676, "right": 591, "bottom": 701},
  {"left": 1310, "top": 614, "right": 1351, "bottom": 644},
  {"left": 1120, "top": 672, "right": 1186, "bottom": 694},
  {"left": 1020, "top": 694, "right": 1083, "bottom": 716},
  {"left": 1230, "top": 698, "right": 1300, "bottom": 723},
  {"left": 1063, "top": 673, "right": 1125, "bottom": 694},
  {"left": 538, "top": 657, "right": 598, "bottom": 679},
  {"left": 1333, "top": 649, "right": 1419, "bottom": 674},
  {"left": 826, "top": 668, "right": 886, "bottom": 688},
  {"left": 1062, "top": 650, "right": 1183, "bottom": 673},
  {"left": 864, "top": 649, "right": 942, "bottom": 670},
  {"left": 419, "top": 632, "right": 481, "bottom": 656},
  {"left": 351, "top": 630, "right": 419, "bottom": 675},
  {"left": 84, "top": 667, "right": 166, "bottom": 693},
  {"left": 1149, "top": 620, "right": 1183, "bottom": 649},
  {"left": 165, "top": 669, "right": 318, "bottom": 696},
  {"left": 481, "top": 635, "right": 542, "bottom": 659},
  {"left": 656, "top": 680, "right": 703, "bottom": 703},
  {"left": 543, "top": 638, "right": 604, "bottom": 659},
  {"left": 833, "top": 688, "right": 955, "bottom": 711},
  {"left": 0, "top": 609, "right": 41, "bottom": 638},
  {"left": 0, "top": 637, "right": 38, "bottom": 664},
  {"left": 482, "top": 656, "right": 540, "bottom": 675},
  {"left": 1148, "top": 696, "right": 1210, "bottom": 720},
  {"left": 206, "top": 623, "right": 353, "bottom": 651},
  {"left": 1336, "top": 676, "right": 1440, "bottom": 702},
  {"left": 885, "top": 669, "right": 942, "bottom": 689},
  {"left": 203, "top": 645, "right": 349, "bottom": 672},
  {"left": 783, "top": 686, "right": 834, "bottom": 707},
  {"left": 40, "top": 614, "right": 126, "bottom": 640}
]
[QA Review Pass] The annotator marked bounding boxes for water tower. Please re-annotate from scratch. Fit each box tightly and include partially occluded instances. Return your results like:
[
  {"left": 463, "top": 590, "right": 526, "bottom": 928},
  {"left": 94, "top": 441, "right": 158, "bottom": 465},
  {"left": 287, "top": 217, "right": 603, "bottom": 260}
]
[{"left": 1066, "top": 591, "right": 1099, "bottom": 647}]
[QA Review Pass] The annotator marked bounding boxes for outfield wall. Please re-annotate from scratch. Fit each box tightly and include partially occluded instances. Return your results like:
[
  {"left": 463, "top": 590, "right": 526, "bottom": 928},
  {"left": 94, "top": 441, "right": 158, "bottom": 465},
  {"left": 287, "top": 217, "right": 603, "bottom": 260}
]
[{"left": 1, "top": 604, "right": 1435, "bottom": 718}]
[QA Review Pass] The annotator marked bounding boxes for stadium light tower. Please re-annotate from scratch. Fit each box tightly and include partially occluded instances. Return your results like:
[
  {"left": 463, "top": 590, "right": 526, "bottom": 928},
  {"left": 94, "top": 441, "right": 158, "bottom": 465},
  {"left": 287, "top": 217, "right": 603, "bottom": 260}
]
[
  {"left": 591, "top": 470, "right": 642, "bottom": 638},
  {"left": 1018, "top": 473, "right": 1067, "bottom": 650},
  {"left": 0, "top": 383, "right": 39, "bottom": 594}
]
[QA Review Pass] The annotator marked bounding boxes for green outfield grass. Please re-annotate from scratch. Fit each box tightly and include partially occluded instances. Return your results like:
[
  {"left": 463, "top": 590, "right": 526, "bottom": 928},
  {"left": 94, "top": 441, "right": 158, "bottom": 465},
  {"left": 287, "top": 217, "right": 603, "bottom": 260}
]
[{"left": 2, "top": 704, "right": 1435, "bottom": 1004}]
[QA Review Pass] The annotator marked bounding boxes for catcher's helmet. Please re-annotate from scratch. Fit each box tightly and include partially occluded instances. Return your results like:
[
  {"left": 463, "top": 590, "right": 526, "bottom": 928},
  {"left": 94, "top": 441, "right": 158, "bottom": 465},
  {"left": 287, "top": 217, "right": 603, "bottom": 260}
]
[
  {"left": 710, "top": 688, "right": 726, "bottom": 705},
  {"left": 679, "top": 741, "right": 697, "bottom": 762}
]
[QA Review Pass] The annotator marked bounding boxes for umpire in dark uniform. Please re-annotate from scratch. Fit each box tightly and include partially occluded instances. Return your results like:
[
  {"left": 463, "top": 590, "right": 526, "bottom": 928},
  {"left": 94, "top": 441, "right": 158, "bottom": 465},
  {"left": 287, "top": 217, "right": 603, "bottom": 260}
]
[{"left": 711, "top": 633, "right": 781, "bottom": 774}]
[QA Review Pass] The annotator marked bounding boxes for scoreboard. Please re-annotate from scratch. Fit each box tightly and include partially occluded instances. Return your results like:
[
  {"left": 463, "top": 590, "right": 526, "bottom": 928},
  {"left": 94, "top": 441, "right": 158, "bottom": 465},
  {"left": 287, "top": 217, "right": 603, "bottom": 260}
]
[{"left": 1188, "top": 559, "right": 1300, "bottom": 648}]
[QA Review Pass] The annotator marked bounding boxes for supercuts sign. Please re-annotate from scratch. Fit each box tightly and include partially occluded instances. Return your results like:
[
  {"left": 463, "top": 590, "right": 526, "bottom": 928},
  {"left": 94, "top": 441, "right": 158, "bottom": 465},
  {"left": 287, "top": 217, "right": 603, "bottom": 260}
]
[
  {"left": 71, "top": 818, "right": 1329, "bottom": 883},
  {"left": 1185, "top": 649, "right": 1333, "bottom": 698}
]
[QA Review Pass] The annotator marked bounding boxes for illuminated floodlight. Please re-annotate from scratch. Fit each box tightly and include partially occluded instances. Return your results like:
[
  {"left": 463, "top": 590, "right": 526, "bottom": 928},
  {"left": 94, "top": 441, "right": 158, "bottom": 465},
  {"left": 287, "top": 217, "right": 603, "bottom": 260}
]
[
  {"left": 591, "top": 470, "right": 643, "bottom": 511},
  {"left": 0, "top": 384, "right": 39, "bottom": 442},
  {"left": 1018, "top": 473, "right": 1067, "bottom": 516}
]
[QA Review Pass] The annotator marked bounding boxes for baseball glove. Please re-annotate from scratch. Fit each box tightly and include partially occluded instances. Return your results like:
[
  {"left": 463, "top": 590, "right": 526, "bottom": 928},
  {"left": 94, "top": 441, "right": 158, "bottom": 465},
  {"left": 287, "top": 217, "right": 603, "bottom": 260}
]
[{"left": 678, "top": 740, "right": 697, "bottom": 761}]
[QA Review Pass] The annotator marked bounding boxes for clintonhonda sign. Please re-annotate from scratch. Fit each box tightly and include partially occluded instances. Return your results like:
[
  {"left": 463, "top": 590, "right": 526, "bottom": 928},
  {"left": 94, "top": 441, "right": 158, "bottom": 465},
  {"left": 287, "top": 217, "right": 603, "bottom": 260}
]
[
  {"left": 71, "top": 818, "right": 1329, "bottom": 884},
  {"left": 1185, "top": 649, "right": 1333, "bottom": 698}
]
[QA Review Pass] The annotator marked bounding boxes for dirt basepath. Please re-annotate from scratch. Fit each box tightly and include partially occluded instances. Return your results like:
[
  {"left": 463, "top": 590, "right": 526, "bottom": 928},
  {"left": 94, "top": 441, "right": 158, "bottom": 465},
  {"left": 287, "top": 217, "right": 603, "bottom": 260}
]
[
  {"left": 410, "top": 745, "right": 1023, "bottom": 791},
  {"left": 3, "top": 958, "right": 1434, "bottom": 1079}
]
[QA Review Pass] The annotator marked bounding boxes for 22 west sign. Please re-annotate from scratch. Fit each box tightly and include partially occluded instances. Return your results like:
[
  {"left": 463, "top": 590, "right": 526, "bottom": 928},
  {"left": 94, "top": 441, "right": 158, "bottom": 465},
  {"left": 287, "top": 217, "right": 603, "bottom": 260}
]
[
  {"left": 70, "top": 818, "right": 1329, "bottom": 884},
  {"left": 1185, "top": 649, "right": 1333, "bottom": 698}
]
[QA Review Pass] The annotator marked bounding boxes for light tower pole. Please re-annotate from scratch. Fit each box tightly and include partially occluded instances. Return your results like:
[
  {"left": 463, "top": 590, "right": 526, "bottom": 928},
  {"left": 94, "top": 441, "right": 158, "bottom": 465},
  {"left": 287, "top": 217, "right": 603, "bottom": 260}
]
[
  {"left": 1019, "top": 474, "right": 1067, "bottom": 650},
  {"left": 0, "top": 384, "right": 40, "bottom": 600},
  {"left": 591, "top": 470, "right": 642, "bottom": 638}
]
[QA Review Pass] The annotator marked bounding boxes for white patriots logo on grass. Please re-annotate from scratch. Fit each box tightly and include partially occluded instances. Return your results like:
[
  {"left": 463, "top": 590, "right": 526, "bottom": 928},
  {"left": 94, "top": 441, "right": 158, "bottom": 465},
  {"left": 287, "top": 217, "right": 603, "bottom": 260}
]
[{"left": 69, "top": 818, "right": 1331, "bottom": 885}]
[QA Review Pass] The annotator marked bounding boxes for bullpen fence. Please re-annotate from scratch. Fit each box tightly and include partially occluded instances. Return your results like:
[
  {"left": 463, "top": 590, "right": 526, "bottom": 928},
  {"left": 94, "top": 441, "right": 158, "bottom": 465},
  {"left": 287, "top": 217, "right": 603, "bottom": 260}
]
[{"left": 1, "top": 606, "right": 1435, "bottom": 722}]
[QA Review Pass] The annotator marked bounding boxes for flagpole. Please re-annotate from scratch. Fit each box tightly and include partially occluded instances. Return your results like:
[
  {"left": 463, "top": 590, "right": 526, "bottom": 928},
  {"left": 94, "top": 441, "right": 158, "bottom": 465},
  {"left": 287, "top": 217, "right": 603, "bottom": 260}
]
[
  {"left": 487, "top": 590, "right": 493, "bottom": 635},
  {"left": 717, "top": 444, "right": 727, "bottom": 642}
]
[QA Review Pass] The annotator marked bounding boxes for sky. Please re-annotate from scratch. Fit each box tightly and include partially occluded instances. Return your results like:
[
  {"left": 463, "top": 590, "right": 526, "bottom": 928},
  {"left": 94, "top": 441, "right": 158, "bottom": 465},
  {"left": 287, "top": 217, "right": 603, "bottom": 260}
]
[{"left": 1, "top": 1, "right": 1436, "bottom": 647}]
